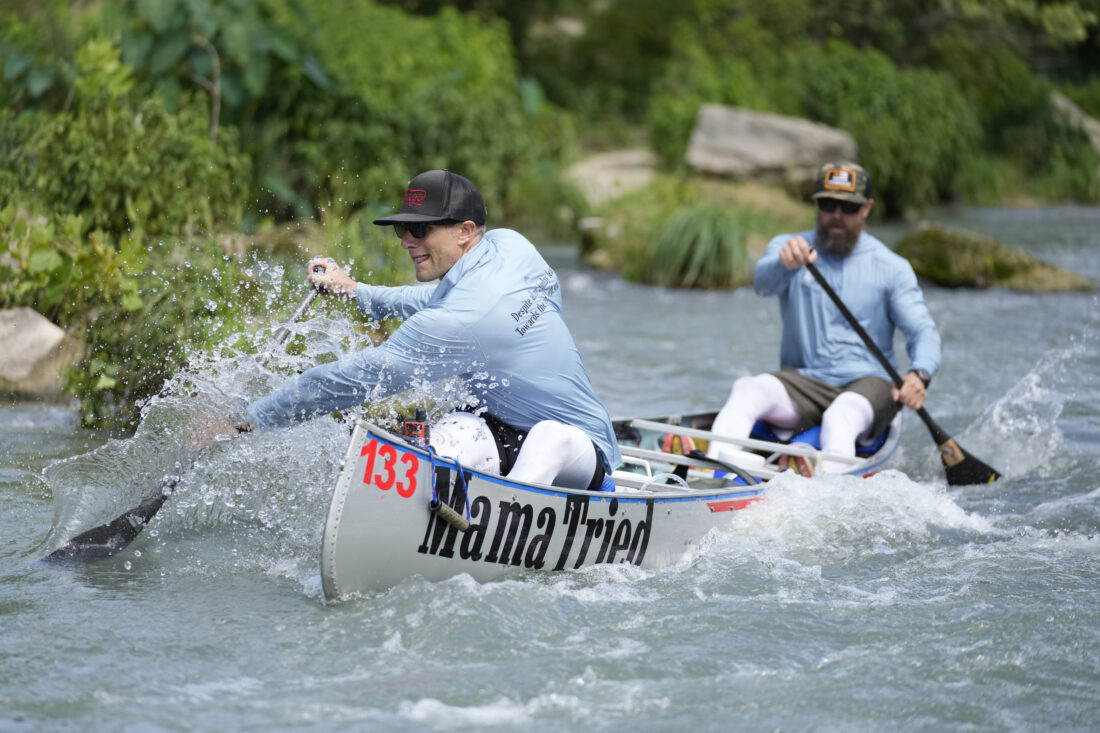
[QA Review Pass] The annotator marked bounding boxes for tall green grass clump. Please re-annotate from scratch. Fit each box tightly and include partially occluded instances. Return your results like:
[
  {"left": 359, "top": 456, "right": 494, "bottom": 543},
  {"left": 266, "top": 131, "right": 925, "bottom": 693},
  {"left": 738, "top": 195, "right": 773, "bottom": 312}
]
[
  {"left": 649, "top": 204, "right": 754, "bottom": 289},
  {"left": 585, "top": 175, "right": 808, "bottom": 288}
]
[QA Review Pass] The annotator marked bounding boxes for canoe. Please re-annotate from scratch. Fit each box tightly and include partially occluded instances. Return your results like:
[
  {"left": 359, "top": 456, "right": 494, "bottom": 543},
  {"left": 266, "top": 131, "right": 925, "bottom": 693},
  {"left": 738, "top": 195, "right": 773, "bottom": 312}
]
[
  {"left": 614, "top": 410, "right": 903, "bottom": 482},
  {"left": 320, "top": 420, "right": 764, "bottom": 600}
]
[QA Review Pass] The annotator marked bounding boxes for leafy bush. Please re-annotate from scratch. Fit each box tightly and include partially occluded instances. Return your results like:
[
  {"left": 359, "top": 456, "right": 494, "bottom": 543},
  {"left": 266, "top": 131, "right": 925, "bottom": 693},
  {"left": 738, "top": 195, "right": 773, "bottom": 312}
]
[
  {"left": 925, "top": 35, "right": 1099, "bottom": 203},
  {"left": 103, "top": 0, "right": 330, "bottom": 123},
  {"left": 252, "top": 1, "right": 578, "bottom": 229},
  {"left": 795, "top": 43, "right": 980, "bottom": 216},
  {"left": 646, "top": 38, "right": 981, "bottom": 215},
  {"left": 0, "top": 39, "right": 255, "bottom": 428},
  {"left": 0, "top": 39, "right": 250, "bottom": 242},
  {"left": 647, "top": 38, "right": 768, "bottom": 169},
  {"left": 0, "top": 204, "right": 252, "bottom": 428},
  {"left": 0, "top": 0, "right": 85, "bottom": 112},
  {"left": 1063, "top": 77, "right": 1100, "bottom": 118}
]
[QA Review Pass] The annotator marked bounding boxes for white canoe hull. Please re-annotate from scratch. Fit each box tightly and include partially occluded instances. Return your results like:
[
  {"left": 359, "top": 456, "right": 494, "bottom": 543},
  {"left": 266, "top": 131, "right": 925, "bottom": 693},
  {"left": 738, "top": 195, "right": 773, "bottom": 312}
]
[{"left": 321, "top": 421, "right": 764, "bottom": 600}]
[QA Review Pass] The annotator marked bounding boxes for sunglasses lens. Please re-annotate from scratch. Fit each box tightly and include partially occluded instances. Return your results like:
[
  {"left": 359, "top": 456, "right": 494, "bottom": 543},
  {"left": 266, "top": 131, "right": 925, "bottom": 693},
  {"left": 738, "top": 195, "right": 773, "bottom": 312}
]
[
  {"left": 394, "top": 222, "right": 431, "bottom": 238},
  {"left": 817, "top": 199, "right": 862, "bottom": 214}
]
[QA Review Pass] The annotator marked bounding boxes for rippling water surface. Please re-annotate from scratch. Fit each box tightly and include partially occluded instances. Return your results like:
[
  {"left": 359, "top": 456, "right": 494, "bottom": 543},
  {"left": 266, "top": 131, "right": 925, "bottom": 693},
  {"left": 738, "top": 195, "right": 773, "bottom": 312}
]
[{"left": 2, "top": 207, "right": 1099, "bottom": 731}]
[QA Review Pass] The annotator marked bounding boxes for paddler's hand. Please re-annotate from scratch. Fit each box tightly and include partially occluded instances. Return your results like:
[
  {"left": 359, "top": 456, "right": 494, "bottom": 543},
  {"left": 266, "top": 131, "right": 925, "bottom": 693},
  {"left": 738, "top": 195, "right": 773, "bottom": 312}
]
[
  {"left": 307, "top": 257, "right": 358, "bottom": 298},
  {"left": 893, "top": 370, "right": 927, "bottom": 411},
  {"left": 186, "top": 410, "right": 252, "bottom": 453},
  {"left": 778, "top": 235, "right": 818, "bottom": 270}
]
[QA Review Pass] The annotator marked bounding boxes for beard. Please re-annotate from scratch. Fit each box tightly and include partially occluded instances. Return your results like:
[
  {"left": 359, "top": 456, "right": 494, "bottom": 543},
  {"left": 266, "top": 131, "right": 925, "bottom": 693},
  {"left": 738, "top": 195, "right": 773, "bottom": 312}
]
[{"left": 815, "top": 219, "right": 860, "bottom": 255}]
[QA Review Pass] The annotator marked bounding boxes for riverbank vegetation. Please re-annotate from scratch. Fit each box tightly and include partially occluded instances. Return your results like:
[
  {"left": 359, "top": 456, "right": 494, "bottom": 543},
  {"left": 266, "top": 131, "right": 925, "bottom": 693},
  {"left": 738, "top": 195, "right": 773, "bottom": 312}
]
[{"left": 2, "top": 0, "right": 1098, "bottom": 427}]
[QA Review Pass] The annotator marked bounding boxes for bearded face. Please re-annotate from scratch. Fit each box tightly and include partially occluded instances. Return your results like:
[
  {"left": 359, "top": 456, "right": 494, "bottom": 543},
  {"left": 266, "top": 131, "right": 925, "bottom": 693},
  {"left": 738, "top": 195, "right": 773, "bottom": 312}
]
[{"left": 814, "top": 199, "right": 871, "bottom": 255}]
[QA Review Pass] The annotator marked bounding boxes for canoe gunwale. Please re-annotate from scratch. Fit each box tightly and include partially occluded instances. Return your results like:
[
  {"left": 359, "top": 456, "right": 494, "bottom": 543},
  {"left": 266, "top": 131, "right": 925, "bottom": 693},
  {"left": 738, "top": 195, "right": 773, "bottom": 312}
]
[{"left": 616, "top": 411, "right": 902, "bottom": 480}]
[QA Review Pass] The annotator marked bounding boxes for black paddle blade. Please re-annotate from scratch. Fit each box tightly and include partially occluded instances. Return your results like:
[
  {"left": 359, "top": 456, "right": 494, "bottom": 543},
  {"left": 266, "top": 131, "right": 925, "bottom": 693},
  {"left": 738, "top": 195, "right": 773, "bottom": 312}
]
[
  {"left": 937, "top": 438, "right": 1001, "bottom": 485},
  {"left": 43, "top": 478, "right": 177, "bottom": 563}
]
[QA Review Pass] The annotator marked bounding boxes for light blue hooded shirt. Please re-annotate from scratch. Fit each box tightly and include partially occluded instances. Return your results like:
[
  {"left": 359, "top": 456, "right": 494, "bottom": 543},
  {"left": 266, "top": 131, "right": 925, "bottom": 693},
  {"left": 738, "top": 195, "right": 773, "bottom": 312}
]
[
  {"left": 246, "top": 228, "right": 622, "bottom": 473},
  {"left": 754, "top": 229, "right": 941, "bottom": 385}
]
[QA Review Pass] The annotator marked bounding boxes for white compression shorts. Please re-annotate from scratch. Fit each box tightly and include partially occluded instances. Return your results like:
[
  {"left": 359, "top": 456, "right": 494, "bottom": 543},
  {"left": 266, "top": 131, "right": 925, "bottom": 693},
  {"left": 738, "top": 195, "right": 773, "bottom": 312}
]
[
  {"left": 429, "top": 412, "right": 600, "bottom": 490},
  {"left": 707, "top": 373, "right": 876, "bottom": 473}
]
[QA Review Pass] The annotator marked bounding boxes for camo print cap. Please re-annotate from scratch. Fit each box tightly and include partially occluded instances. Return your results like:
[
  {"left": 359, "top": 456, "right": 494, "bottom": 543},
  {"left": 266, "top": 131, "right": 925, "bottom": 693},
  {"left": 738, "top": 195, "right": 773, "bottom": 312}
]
[{"left": 811, "top": 161, "right": 873, "bottom": 204}]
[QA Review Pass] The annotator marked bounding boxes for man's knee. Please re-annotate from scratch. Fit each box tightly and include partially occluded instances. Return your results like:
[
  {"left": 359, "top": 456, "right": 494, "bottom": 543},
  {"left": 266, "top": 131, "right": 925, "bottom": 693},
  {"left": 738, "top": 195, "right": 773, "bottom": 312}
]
[
  {"left": 525, "top": 420, "right": 587, "bottom": 454},
  {"left": 822, "top": 391, "right": 874, "bottom": 432},
  {"left": 429, "top": 412, "right": 499, "bottom": 472}
]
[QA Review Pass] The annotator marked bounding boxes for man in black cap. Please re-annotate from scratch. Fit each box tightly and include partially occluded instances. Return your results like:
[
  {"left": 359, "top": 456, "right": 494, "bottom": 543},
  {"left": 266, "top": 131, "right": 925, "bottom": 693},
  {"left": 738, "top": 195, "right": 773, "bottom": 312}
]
[
  {"left": 245, "top": 170, "right": 621, "bottom": 491},
  {"left": 706, "top": 161, "right": 941, "bottom": 474}
]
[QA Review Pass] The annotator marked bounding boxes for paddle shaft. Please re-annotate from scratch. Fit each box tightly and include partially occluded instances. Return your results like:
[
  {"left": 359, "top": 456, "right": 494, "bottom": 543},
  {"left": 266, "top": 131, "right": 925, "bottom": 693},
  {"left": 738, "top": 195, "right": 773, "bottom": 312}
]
[
  {"left": 803, "top": 260, "right": 1000, "bottom": 483},
  {"left": 45, "top": 285, "right": 320, "bottom": 562},
  {"left": 802, "top": 262, "right": 945, "bottom": 437}
]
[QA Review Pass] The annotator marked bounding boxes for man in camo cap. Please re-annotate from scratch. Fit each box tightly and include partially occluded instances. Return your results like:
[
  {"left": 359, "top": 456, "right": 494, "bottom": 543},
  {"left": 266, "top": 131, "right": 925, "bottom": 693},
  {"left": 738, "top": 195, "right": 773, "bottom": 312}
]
[{"left": 707, "top": 161, "right": 941, "bottom": 474}]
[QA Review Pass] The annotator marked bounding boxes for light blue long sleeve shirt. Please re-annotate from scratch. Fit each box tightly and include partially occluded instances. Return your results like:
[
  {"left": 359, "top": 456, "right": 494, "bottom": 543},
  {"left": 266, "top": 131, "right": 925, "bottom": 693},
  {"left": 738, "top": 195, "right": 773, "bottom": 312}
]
[
  {"left": 754, "top": 230, "right": 941, "bottom": 386},
  {"left": 246, "top": 228, "right": 622, "bottom": 472}
]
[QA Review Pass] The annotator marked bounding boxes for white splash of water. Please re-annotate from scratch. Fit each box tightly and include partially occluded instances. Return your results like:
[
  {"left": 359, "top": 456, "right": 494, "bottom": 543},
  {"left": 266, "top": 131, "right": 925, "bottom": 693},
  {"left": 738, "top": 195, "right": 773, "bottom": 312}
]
[{"left": 965, "top": 326, "right": 1095, "bottom": 480}]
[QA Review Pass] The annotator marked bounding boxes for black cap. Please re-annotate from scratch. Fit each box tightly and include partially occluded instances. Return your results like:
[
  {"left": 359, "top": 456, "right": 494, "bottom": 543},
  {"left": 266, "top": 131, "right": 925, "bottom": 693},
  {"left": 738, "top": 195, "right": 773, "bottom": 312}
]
[{"left": 372, "top": 169, "right": 487, "bottom": 226}]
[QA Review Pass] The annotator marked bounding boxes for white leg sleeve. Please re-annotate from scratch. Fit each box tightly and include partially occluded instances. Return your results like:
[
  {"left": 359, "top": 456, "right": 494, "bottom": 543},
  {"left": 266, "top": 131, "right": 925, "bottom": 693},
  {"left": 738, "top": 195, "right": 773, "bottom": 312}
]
[
  {"left": 428, "top": 412, "right": 501, "bottom": 475},
  {"left": 707, "top": 374, "right": 801, "bottom": 458},
  {"left": 507, "top": 420, "right": 598, "bottom": 490},
  {"left": 819, "top": 391, "right": 875, "bottom": 473}
]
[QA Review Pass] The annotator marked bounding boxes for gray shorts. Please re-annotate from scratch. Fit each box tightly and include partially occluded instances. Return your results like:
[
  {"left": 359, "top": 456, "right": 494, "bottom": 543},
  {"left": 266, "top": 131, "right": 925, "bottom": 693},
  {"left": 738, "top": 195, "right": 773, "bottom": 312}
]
[{"left": 772, "top": 368, "right": 899, "bottom": 439}]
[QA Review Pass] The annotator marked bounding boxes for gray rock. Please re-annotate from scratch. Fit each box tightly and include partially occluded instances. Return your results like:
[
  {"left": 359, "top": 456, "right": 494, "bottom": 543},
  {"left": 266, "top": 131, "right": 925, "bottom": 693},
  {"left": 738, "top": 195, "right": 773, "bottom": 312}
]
[
  {"left": 0, "top": 307, "right": 79, "bottom": 398},
  {"left": 566, "top": 148, "right": 656, "bottom": 208},
  {"left": 686, "top": 104, "right": 858, "bottom": 184}
]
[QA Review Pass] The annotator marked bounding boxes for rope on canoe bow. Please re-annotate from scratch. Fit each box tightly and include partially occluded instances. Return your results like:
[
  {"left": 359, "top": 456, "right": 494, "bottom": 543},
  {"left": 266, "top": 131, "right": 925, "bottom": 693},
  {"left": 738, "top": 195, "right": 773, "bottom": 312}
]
[{"left": 426, "top": 445, "right": 471, "bottom": 532}]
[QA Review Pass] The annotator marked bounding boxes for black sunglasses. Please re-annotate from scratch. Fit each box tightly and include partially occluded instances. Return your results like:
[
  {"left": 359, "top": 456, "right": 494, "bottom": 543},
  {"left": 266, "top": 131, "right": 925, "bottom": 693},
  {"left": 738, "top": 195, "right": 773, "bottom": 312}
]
[
  {"left": 392, "top": 220, "right": 456, "bottom": 239},
  {"left": 816, "top": 198, "right": 863, "bottom": 215}
]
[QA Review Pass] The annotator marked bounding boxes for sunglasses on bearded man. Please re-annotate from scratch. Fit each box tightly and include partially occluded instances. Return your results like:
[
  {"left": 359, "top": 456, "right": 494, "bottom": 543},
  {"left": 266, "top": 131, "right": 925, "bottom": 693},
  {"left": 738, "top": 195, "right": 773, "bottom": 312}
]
[{"left": 815, "top": 198, "right": 864, "bottom": 215}]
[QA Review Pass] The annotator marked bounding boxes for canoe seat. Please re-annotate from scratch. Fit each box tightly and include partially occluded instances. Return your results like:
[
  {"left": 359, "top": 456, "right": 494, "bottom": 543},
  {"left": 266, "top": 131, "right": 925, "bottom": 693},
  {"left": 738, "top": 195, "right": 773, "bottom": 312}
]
[{"left": 749, "top": 421, "right": 889, "bottom": 457}]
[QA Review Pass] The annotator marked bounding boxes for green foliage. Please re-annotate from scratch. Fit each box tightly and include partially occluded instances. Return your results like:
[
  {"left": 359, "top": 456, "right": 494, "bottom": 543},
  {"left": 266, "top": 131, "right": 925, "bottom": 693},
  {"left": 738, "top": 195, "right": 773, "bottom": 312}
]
[
  {"left": 0, "top": 204, "right": 252, "bottom": 428},
  {"left": 104, "top": 0, "right": 331, "bottom": 120},
  {"left": 0, "top": 39, "right": 250, "bottom": 242},
  {"left": 647, "top": 40, "right": 768, "bottom": 170},
  {"left": 498, "top": 159, "right": 590, "bottom": 241},
  {"left": 0, "top": 206, "right": 136, "bottom": 326},
  {"left": 648, "top": 204, "right": 754, "bottom": 289},
  {"left": 797, "top": 43, "right": 981, "bottom": 216},
  {"left": 1062, "top": 76, "right": 1100, "bottom": 117},
  {"left": 256, "top": 1, "right": 574, "bottom": 228},
  {"left": 0, "top": 0, "right": 89, "bottom": 112},
  {"left": 314, "top": 211, "right": 409, "bottom": 288},
  {"left": 927, "top": 36, "right": 1051, "bottom": 150},
  {"left": 950, "top": 154, "right": 1019, "bottom": 206},
  {"left": 65, "top": 240, "right": 252, "bottom": 429},
  {"left": 521, "top": 0, "right": 687, "bottom": 124},
  {"left": 586, "top": 175, "right": 809, "bottom": 286},
  {"left": 927, "top": 35, "right": 1100, "bottom": 203},
  {"left": 646, "top": 38, "right": 982, "bottom": 216}
]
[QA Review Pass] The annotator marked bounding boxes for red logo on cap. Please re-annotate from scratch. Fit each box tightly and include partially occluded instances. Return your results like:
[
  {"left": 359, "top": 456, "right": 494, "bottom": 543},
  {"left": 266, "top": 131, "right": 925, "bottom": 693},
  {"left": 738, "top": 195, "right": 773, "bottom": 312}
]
[{"left": 404, "top": 189, "right": 427, "bottom": 207}]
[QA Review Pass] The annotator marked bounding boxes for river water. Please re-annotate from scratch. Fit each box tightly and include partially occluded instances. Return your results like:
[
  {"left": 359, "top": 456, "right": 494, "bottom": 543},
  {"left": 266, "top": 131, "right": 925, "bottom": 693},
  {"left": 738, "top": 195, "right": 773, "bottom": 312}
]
[{"left": 3, "top": 206, "right": 1098, "bottom": 731}]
